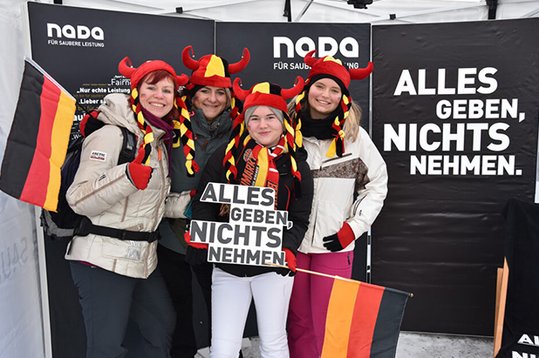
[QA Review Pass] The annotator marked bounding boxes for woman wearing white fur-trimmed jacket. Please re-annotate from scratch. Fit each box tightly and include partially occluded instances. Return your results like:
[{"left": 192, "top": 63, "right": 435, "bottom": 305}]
[{"left": 286, "top": 50, "right": 388, "bottom": 358}]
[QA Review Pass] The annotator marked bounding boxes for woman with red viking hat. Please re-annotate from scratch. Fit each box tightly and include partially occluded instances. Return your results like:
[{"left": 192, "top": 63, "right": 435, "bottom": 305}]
[
  {"left": 65, "top": 56, "right": 189, "bottom": 358},
  {"left": 286, "top": 50, "right": 388, "bottom": 358},
  {"left": 188, "top": 77, "right": 314, "bottom": 357},
  {"left": 157, "top": 45, "right": 250, "bottom": 357}
]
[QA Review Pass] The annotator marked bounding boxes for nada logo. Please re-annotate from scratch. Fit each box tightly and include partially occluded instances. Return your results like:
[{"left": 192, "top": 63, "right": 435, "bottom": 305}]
[
  {"left": 47, "top": 23, "right": 104, "bottom": 40},
  {"left": 273, "top": 36, "right": 359, "bottom": 58}
]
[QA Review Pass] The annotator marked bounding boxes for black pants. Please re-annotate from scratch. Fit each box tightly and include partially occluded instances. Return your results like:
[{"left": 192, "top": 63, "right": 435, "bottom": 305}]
[
  {"left": 160, "top": 245, "right": 242, "bottom": 357},
  {"left": 69, "top": 261, "right": 175, "bottom": 358},
  {"left": 191, "top": 257, "right": 213, "bottom": 340},
  {"left": 157, "top": 245, "right": 199, "bottom": 358}
]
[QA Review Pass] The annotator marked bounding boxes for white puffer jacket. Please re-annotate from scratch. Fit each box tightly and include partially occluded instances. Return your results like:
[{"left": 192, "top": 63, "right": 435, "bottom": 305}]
[
  {"left": 65, "top": 93, "right": 171, "bottom": 278},
  {"left": 299, "top": 127, "right": 388, "bottom": 254}
]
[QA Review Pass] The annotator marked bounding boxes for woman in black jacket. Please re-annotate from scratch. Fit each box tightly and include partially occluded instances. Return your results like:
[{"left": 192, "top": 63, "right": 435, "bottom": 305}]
[
  {"left": 189, "top": 77, "right": 314, "bottom": 357},
  {"left": 157, "top": 45, "right": 249, "bottom": 357}
]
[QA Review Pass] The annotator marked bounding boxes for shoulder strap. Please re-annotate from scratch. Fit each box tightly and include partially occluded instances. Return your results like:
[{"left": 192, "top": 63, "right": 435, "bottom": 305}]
[
  {"left": 117, "top": 126, "right": 137, "bottom": 165},
  {"left": 82, "top": 111, "right": 136, "bottom": 165},
  {"left": 80, "top": 110, "right": 104, "bottom": 137}
]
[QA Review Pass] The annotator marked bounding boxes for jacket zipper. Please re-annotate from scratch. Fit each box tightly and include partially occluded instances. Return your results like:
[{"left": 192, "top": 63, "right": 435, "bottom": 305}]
[
  {"left": 121, "top": 196, "right": 129, "bottom": 222},
  {"left": 153, "top": 146, "right": 166, "bottom": 227},
  {"left": 310, "top": 201, "right": 318, "bottom": 246}
]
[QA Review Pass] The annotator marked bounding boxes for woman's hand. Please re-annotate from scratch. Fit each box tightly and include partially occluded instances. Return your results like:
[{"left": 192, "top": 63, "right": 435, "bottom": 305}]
[
  {"left": 126, "top": 146, "right": 152, "bottom": 190},
  {"left": 322, "top": 222, "right": 355, "bottom": 252},
  {"left": 277, "top": 248, "right": 296, "bottom": 276},
  {"left": 164, "top": 191, "right": 192, "bottom": 218}
]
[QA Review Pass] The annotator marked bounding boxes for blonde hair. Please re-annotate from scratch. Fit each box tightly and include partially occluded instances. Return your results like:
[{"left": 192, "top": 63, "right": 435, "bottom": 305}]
[
  {"left": 343, "top": 101, "right": 361, "bottom": 142},
  {"left": 288, "top": 95, "right": 362, "bottom": 142}
]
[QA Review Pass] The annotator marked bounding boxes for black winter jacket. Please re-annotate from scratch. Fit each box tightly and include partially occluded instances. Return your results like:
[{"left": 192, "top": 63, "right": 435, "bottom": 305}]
[{"left": 192, "top": 144, "right": 314, "bottom": 277}]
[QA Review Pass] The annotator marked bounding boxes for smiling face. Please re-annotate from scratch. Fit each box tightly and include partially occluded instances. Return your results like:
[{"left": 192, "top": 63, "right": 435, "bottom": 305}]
[
  {"left": 138, "top": 75, "right": 175, "bottom": 119},
  {"left": 192, "top": 86, "right": 229, "bottom": 122},
  {"left": 246, "top": 106, "right": 283, "bottom": 148},
  {"left": 307, "top": 77, "right": 342, "bottom": 119}
]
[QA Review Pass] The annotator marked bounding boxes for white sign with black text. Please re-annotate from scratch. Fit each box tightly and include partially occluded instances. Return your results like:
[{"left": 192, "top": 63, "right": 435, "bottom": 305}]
[{"left": 189, "top": 182, "right": 292, "bottom": 266}]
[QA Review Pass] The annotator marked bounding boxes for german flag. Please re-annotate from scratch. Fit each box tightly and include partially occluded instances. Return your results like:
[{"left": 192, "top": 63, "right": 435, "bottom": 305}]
[
  {"left": 321, "top": 278, "right": 410, "bottom": 358},
  {"left": 0, "top": 58, "right": 75, "bottom": 211}
]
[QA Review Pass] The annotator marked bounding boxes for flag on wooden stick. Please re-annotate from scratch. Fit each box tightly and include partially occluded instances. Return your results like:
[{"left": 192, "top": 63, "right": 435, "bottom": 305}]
[
  {"left": 0, "top": 58, "right": 75, "bottom": 211},
  {"left": 320, "top": 276, "right": 410, "bottom": 358}
]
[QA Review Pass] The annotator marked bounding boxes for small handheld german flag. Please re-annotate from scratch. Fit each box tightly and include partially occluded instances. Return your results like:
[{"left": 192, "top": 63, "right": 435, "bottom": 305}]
[{"left": 0, "top": 58, "right": 75, "bottom": 212}]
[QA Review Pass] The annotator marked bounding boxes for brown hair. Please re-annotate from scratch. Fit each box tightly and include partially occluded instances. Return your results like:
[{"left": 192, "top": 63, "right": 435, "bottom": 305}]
[{"left": 139, "top": 70, "right": 180, "bottom": 122}]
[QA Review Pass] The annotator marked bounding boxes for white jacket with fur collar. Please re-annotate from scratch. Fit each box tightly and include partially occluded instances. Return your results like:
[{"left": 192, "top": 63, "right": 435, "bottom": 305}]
[{"left": 299, "top": 126, "right": 388, "bottom": 254}]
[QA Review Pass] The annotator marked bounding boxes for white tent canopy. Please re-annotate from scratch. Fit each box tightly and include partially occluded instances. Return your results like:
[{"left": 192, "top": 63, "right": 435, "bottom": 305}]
[
  {"left": 41, "top": 0, "right": 539, "bottom": 23},
  {"left": 1, "top": 1, "right": 538, "bottom": 357}
]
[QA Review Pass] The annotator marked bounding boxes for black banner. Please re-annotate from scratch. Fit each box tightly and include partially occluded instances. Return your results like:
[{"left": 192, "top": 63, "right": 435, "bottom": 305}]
[
  {"left": 216, "top": 22, "right": 372, "bottom": 281},
  {"left": 28, "top": 2, "right": 214, "bottom": 138},
  {"left": 497, "top": 199, "right": 539, "bottom": 358},
  {"left": 372, "top": 19, "right": 539, "bottom": 335},
  {"left": 216, "top": 22, "right": 371, "bottom": 122}
]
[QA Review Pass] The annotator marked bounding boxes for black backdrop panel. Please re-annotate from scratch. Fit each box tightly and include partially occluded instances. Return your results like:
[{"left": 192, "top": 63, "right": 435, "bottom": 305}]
[
  {"left": 216, "top": 22, "right": 371, "bottom": 124},
  {"left": 498, "top": 199, "right": 539, "bottom": 358},
  {"left": 372, "top": 19, "right": 539, "bottom": 335},
  {"left": 28, "top": 3, "right": 214, "bottom": 357},
  {"left": 216, "top": 22, "right": 371, "bottom": 281},
  {"left": 29, "top": 2, "right": 213, "bottom": 138}
]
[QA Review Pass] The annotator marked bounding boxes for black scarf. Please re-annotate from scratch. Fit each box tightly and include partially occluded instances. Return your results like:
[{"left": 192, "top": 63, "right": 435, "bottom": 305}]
[{"left": 300, "top": 108, "right": 336, "bottom": 140}]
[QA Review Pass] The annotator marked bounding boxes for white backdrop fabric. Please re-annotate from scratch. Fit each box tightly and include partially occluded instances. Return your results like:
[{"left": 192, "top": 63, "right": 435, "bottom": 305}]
[{"left": 0, "top": 1, "right": 45, "bottom": 358}]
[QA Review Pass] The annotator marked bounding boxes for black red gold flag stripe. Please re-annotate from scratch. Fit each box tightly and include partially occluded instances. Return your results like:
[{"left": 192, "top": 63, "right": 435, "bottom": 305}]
[
  {"left": 0, "top": 59, "right": 75, "bottom": 211},
  {"left": 321, "top": 278, "right": 409, "bottom": 358}
]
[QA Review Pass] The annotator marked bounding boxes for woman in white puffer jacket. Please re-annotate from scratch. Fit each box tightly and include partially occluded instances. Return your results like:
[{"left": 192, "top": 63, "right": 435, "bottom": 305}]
[
  {"left": 66, "top": 57, "right": 192, "bottom": 358},
  {"left": 286, "top": 50, "right": 388, "bottom": 358}
]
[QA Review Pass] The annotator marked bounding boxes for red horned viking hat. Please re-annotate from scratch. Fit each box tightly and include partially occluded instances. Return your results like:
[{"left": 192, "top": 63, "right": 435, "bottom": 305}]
[
  {"left": 232, "top": 76, "right": 304, "bottom": 113},
  {"left": 182, "top": 45, "right": 250, "bottom": 88},
  {"left": 295, "top": 50, "right": 373, "bottom": 158},
  {"left": 224, "top": 76, "right": 305, "bottom": 183},
  {"left": 118, "top": 56, "right": 188, "bottom": 90},
  {"left": 304, "top": 50, "right": 373, "bottom": 89},
  {"left": 118, "top": 56, "right": 197, "bottom": 175}
]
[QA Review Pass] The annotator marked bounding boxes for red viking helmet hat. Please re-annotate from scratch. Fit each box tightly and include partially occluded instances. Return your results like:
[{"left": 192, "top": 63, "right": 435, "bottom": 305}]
[
  {"left": 304, "top": 50, "right": 373, "bottom": 89},
  {"left": 233, "top": 76, "right": 304, "bottom": 113},
  {"left": 182, "top": 45, "right": 250, "bottom": 88},
  {"left": 118, "top": 56, "right": 188, "bottom": 90}
]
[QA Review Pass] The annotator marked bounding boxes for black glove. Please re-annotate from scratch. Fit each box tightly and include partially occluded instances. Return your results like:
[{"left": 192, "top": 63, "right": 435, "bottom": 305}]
[
  {"left": 322, "top": 233, "right": 344, "bottom": 252},
  {"left": 185, "top": 246, "right": 208, "bottom": 266}
]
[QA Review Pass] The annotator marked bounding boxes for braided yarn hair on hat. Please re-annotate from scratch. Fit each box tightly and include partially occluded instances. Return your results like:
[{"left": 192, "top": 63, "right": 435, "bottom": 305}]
[
  {"left": 118, "top": 57, "right": 199, "bottom": 175},
  {"left": 224, "top": 76, "right": 304, "bottom": 184},
  {"left": 294, "top": 50, "right": 373, "bottom": 158}
]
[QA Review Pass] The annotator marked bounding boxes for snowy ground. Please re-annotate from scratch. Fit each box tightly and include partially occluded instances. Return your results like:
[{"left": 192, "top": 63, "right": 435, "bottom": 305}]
[{"left": 196, "top": 331, "right": 494, "bottom": 357}]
